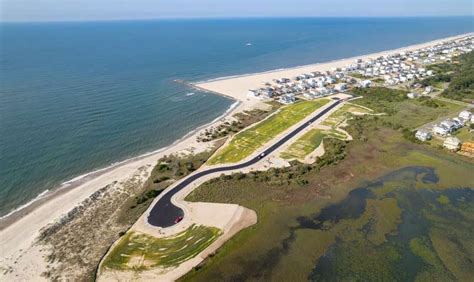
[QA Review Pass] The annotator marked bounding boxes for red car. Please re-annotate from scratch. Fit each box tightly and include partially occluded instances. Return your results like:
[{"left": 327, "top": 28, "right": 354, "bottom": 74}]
[{"left": 174, "top": 216, "right": 183, "bottom": 224}]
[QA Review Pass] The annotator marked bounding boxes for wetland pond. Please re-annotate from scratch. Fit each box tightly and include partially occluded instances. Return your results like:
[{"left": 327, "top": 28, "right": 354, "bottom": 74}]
[{"left": 300, "top": 166, "right": 474, "bottom": 281}]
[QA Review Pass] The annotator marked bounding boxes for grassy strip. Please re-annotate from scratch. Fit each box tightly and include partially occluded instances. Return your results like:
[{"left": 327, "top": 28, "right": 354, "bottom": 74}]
[
  {"left": 207, "top": 99, "right": 330, "bottom": 165},
  {"left": 281, "top": 129, "right": 346, "bottom": 160},
  {"left": 102, "top": 225, "right": 221, "bottom": 271},
  {"left": 281, "top": 129, "right": 326, "bottom": 160},
  {"left": 322, "top": 103, "right": 371, "bottom": 128},
  {"left": 197, "top": 105, "right": 278, "bottom": 143}
]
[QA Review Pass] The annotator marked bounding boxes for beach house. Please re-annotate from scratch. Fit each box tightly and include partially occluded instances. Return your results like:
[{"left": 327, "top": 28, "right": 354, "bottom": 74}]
[
  {"left": 334, "top": 83, "right": 348, "bottom": 92},
  {"left": 460, "top": 142, "right": 474, "bottom": 156},
  {"left": 443, "top": 137, "right": 461, "bottom": 151},
  {"left": 432, "top": 124, "right": 449, "bottom": 136},
  {"left": 360, "top": 80, "right": 372, "bottom": 88},
  {"left": 279, "top": 94, "right": 296, "bottom": 104},
  {"left": 459, "top": 110, "right": 472, "bottom": 121},
  {"left": 415, "top": 130, "right": 432, "bottom": 141},
  {"left": 440, "top": 120, "right": 457, "bottom": 132}
]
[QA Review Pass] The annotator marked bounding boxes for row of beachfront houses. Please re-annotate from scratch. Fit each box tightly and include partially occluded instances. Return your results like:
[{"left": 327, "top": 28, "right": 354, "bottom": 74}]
[
  {"left": 350, "top": 56, "right": 435, "bottom": 86},
  {"left": 415, "top": 36, "right": 474, "bottom": 64},
  {"left": 247, "top": 36, "right": 473, "bottom": 104},
  {"left": 416, "top": 110, "right": 473, "bottom": 143},
  {"left": 248, "top": 71, "right": 358, "bottom": 103},
  {"left": 348, "top": 36, "right": 474, "bottom": 87}
]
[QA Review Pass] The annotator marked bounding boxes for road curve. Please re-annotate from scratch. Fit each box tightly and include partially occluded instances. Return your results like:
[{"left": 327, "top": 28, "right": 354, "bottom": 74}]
[{"left": 147, "top": 98, "right": 343, "bottom": 227}]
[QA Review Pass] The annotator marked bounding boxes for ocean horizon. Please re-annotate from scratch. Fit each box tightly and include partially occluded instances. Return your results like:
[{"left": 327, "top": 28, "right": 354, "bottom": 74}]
[{"left": 1, "top": 16, "right": 473, "bottom": 217}]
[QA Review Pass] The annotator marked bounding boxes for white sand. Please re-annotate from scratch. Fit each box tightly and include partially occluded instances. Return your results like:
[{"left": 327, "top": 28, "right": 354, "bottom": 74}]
[{"left": 1, "top": 32, "right": 471, "bottom": 280}]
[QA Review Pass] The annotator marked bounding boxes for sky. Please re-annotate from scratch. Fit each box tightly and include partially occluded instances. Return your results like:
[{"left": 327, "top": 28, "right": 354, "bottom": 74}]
[{"left": 0, "top": 0, "right": 473, "bottom": 22}]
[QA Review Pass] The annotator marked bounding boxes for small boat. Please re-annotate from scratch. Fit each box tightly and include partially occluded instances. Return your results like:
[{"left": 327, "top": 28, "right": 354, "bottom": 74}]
[{"left": 246, "top": 42, "right": 252, "bottom": 46}]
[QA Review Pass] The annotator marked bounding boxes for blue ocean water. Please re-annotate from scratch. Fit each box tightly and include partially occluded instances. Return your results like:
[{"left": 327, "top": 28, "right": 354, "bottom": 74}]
[{"left": 0, "top": 17, "right": 473, "bottom": 217}]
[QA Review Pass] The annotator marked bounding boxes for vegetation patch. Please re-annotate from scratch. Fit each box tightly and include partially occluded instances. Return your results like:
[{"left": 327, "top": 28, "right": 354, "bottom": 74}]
[
  {"left": 207, "top": 99, "right": 330, "bottom": 164},
  {"left": 197, "top": 105, "right": 278, "bottom": 142},
  {"left": 352, "top": 87, "right": 463, "bottom": 129},
  {"left": 322, "top": 103, "right": 371, "bottom": 128},
  {"left": 441, "top": 51, "right": 474, "bottom": 103},
  {"left": 280, "top": 129, "right": 346, "bottom": 161},
  {"left": 102, "top": 225, "right": 221, "bottom": 271}
]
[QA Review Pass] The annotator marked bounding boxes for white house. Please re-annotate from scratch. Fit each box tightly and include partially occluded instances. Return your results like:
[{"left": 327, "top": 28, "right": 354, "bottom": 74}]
[
  {"left": 317, "top": 87, "right": 330, "bottom": 96},
  {"left": 443, "top": 137, "right": 461, "bottom": 151},
  {"left": 334, "top": 83, "right": 348, "bottom": 92},
  {"left": 452, "top": 117, "right": 465, "bottom": 128},
  {"left": 247, "top": 89, "right": 259, "bottom": 98},
  {"left": 279, "top": 94, "right": 296, "bottom": 104},
  {"left": 422, "top": 86, "right": 433, "bottom": 95},
  {"left": 261, "top": 88, "right": 274, "bottom": 98},
  {"left": 440, "top": 120, "right": 457, "bottom": 132},
  {"left": 303, "top": 91, "right": 319, "bottom": 100},
  {"left": 433, "top": 125, "right": 449, "bottom": 136},
  {"left": 459, "top": 110, "right": 472, "bottom": 121},
  {"left": 415, "top": 130, "right": 432, "bottom": 141},
  {"left": 361, "top": 80, "right": 372, "bottom": 88}
]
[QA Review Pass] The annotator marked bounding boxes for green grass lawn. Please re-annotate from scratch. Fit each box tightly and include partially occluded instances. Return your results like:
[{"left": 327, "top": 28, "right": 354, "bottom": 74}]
[
  {"left": 280, "top": 129, "right": 346, "bottom": 160},
  {"left": 453, "top": 127, "right": 474, "bottom": 143},
  {"left": 352, "top": 95, "right": 464, "bottom": 129},
  {"left": 101, "top": 225, "right": 221, "bottom": 271},
  {"left": 322, "top": 103, "right": 371, "bottom": 128},
  {"left": 207, "top": 99, "right": 330, "bottom": 165}
]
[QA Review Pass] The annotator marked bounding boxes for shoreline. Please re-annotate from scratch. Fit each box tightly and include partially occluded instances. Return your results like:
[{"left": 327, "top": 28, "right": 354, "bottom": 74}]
[
  {"left": 0, "top": 99, "right": 240, "bottom": 229},
  {"left": 1, "top": 31, "right": 472, "bottom": 280}
]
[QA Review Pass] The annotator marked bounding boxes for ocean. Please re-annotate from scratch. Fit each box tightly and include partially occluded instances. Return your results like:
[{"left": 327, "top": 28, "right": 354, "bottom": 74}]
[{"left": 0, "top": 17, "right": 472, "bottom": 217}]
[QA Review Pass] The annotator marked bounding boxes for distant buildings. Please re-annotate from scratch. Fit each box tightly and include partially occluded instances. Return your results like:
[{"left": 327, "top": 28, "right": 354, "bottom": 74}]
[
  {"left": 460, "top": 142, "right": 474, "bottom": 156},
  {"left": 407, "top": 92, "right": 419, "bottom": 99},
  {"left": 246, "top": 36, "right": 473, "bottom": 103},
  {"left": 279, "top": 94, "right": 296, "bottom": 104},
  {"left": 345, "top": 36, "right": 473, "bottom": 88},
  {"left": 415, "top": 130, "right": 432, "bottom": 142},
  {"left": 422, "top": 86, "right": 433, "bottom": 95},
  {"left": 459, "top": 110, "right": 472, "bottom": 121},
  {"left": 443, "top": 137, "right": 461, "bottom": 151},
  {"left": 334, "top": 83, "right": 348, "bottom": 92},
  {"left": 433, "top": 125, "right": 449, "bottom": 136},
  {"left": 360, "top": 80, "right": 372, "bottom": 88}
]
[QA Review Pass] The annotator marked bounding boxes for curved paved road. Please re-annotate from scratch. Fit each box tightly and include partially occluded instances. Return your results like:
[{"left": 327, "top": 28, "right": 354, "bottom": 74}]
[{"left": 147, "top": 98, "right": 343, "bottom": 227}]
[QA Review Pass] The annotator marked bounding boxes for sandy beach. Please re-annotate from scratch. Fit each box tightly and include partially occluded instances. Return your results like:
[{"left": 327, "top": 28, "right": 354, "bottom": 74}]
[
  {"left": 0, "top": 32, "right": 472, "bottom": 280},
  {"left": 0, "top": 91, "right": 261, "bottom": 280}
]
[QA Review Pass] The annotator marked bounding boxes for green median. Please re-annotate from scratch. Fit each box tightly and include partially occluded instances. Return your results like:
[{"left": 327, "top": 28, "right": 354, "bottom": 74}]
[{"left": 207, "top": 99, "right": 330, "bottom": 165}]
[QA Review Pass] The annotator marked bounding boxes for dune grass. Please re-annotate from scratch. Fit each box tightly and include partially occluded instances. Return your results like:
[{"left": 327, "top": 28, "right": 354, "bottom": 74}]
[
  {"left": 322, "top": 103, "right": 371, "bottom": 128},
  {"left": 207, "top": 99, "right": 330, "bottom": 165},
  {"left": 280, "top": 129, "right": 346, "bottom": 160},
  {"left": 101, "top": 225, "right": 221, "bottom": 271}
]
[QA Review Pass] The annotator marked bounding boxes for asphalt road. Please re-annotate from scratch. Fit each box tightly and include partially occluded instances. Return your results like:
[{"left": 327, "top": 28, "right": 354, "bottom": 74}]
[{"left": 147, "top": 98, "right": 343, "bottom": 227}]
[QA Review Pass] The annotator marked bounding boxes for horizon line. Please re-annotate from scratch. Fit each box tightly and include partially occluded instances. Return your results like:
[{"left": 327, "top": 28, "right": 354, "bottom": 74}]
[{"left": 1, "top": 15, "right": 473, "bottom": 24}]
